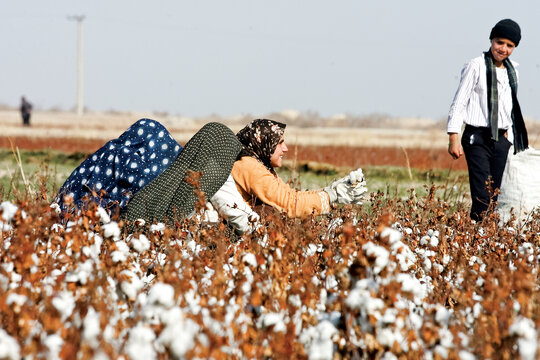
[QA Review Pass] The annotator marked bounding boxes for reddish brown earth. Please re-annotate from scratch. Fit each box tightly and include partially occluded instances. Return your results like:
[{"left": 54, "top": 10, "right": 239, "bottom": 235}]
[{"left": 0, "top": 136, "right": 467, "bottom": 170}]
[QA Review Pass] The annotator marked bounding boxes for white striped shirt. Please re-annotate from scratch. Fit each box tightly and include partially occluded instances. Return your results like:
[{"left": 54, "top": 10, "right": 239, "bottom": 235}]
[{"left": 447, "top": 53, "right": 517, "bottom": 142}]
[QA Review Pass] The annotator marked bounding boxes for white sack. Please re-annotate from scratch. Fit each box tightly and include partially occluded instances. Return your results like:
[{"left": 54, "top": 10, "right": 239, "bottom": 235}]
[{"left": 497, "top": 147, "right": 540, "bottom": 222}]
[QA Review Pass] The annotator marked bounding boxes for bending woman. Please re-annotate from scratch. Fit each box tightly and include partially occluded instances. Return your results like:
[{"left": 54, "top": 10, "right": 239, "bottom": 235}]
[
  {"left": 231, "top": 119, "right": 367, "bottom": 218},
  {"left": 55, "top": 120, "right": 258, "bottom": 234}
]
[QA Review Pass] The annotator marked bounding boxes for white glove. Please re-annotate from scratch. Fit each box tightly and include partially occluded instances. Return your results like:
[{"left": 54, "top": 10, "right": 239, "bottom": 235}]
[{"left": 324, "top": 168, "right": 367, "bottom": 205}]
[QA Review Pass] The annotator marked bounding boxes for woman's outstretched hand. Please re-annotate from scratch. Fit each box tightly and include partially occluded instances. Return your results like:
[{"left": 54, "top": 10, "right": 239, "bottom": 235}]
[{"left": 324, "top": 168, "right": 368, "bottom": 205}]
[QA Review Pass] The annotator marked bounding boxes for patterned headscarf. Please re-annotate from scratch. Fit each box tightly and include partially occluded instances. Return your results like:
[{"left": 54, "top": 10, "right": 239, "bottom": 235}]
[{"left": 236, "top": 119, "right": 286, "bottom": 174}]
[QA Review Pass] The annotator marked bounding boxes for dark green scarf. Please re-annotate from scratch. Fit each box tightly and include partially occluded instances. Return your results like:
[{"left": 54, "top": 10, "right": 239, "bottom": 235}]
[
  {"left": 121, "top": 122, "right": 242, "bottom": 227},
  {"left": 484, "top": 51, "right": 528, "bottom": 154}
]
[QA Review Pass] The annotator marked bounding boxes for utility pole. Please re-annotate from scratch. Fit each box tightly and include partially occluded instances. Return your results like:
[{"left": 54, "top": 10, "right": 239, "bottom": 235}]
[{"left": 67, "top": 15, "right": 85, "bottom": 116}]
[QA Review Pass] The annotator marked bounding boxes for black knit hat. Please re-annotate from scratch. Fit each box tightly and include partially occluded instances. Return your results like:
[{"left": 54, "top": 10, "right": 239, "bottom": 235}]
[{"left": 490, "top": 19, "right": 521, "bottom": 46}]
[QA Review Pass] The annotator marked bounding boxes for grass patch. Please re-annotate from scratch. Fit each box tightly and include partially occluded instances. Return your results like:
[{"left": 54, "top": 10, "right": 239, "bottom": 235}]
[{"left": 0, "top": 149, "right": 470, "bottom": 204}]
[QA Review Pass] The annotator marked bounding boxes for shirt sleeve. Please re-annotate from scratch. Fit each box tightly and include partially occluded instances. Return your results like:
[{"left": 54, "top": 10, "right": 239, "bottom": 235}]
[
  {"left": 232, "top": 157, "right": 330, "bottom": 218},
  {"left": 210, "top": 174, "right": 260, "bottom": 235},
  {"left": 447, "top": 60, "right": 479, "bottom": 134}
]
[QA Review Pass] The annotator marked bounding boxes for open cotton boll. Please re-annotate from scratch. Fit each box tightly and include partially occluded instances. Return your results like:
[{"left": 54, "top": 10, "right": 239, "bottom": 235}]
[
  {"left": 102, "top": 222, "right": 121, "bottom": 240},
  {"left": 0, "top": 328, "right": 20, "bottom": 360},
  {"left": 380, "top": 227, "right": 402, "bottom": 245},
  {"left": 125, "top": 324, "right": 157, "bottom": 360},
  {"left": 111, "top": 241, "right": 130, "bottom": 263},
  {"left": 44, "top": 333, "right": 63, "bottom": 360},
  {"left": 82, "top": 307, "right": 101, "bottom": 349},
  {"left": 362, "top": 242, "right": 390, "bottom": 274},
  {"left": 299, "top": 320, "right": 338, "bottom": 360},
  {"left": 257, "top": 312, "right": 287, "bottom": 333},
  {"left": 157, "top": 307, "right": 199, "bottom": 359},
  {"left": 1, "top": 201, "right": 20, "bottom": 222},
  {"left": 120, "top": 270, "right": 144, "bottom": 301},
  {"left": 65, "top": 259, "right": 94, "bottom": 285},
  {"left": 242, "top": 253, "right": 258, "bottom": 268},
  {"left": 149, "top": 222, "right": 165, "bottom": 234},
  {"left": 52, "top": 291, "right": 76, "bottom": 321},
  {"left": 96, "top": 206, "right": 111, "bottom": 224},
  {"left": 128, "top": 234, "right": 150, "bottom": 253},
  {"left": 509, "top": 316, "right": 538, "bottom": 360},
  {"left": 147, "top": 282, "right": 175, "bottom": 308}
]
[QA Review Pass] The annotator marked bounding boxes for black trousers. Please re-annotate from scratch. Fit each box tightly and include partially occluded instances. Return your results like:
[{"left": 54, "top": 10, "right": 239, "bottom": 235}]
[{"left": 461, "top": 125, "right": 512, "bottom": 221}]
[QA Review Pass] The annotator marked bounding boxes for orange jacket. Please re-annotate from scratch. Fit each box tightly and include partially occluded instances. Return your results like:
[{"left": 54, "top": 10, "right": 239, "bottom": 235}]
[{"left": 231, "top": 156, "right": 330, "bottom": 218}]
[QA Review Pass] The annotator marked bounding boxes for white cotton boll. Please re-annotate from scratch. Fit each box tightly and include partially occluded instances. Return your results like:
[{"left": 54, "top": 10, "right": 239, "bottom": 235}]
[
  {"left": 513, "top": 301, "right": 521, "bottom": 313},
  {"left": 241, "top": 267, "right": 253, "bottom": 294},
  {"left": 1, "top": 201, "right": 19, "bottom": 222},
  {"left": 396, "top": 273, "right": 426, "bottom": 303},
  {"left": 96, "top": 207, "right": 110, "bottom": 224},
  {"left": 82, "top": 307, "right": 101, "bottom": 349},
  {"left": 299, "top": 320, "right": 338, "bottom": 360},
  {"left": 288, "top": 294, "right": 302, "bottom": 308},
  {"left": 242, "top": 253, "right": 258, "bottom": 268},
  {"left": 380, "top": 308, "right": 398, "bottom": 324},
  {"left": 6, "top": 293, "right": 27, "bottom": 307},
  {"left": 362, "top": 242, "right": 389, "bottom": 274},
  {"left": 111, "top": 241, "right": 130, "bottom": 263},
  {"left": 147, "top": 282, "right": 175, "bottom": 308},
  {"left": 44, "top": 333, "right": 63, "bottom": 360},
  {"left": 52, "top": 291, "right": 76, "bottom": 321},
  {"left": 434, "top": 344, "right": 448, "bottom": 359},
  {"left": 306, "top": 244, "right": 318, "bottom": 257},
  {"left": 0, "top": 328, "right": 20, "bottom": 360},
  {"left": 392, "top": 241, "right": 416, "bottom": 271},
  {"left": 120, "top": 270, "right": 144, "bottom": 301},
  {"left": 476, "top": 277, "right": 484, "bottom": 287},
  {"left": 65, "top": 259, "right": 94, "bottom": 285},
  {"left": 420, "top": 235, "right": 430, "bottom": 246},
  {"left": 423, "top": 258, "right": 432, "bottom": 271},
  {"left": 381, "top": 352, "right": 398, "bottom": 360},
  {"left": 149, "top": 222, "right": 165, "bottom": 234},
  {"left": 472, "top": 303, "right": 482, "bottom": 318},
  {"left": 102, "top": 222, "right": 121, "bottom": 240},
  {"left": 430, "top": 235, "right": 439, "bottom": 247},
  {"left": 442, "top": 254, "right": 451, "bottom": 265},
  {"left": 458, "top": 350, "right": 476, "bottom": 360},
  {"left": 380, "top": 227, "right": 402, "bottom": 245},
  {"left": 325, "top": 275, "right": 338, "bottom": 291},
  {"left": 125, "top": 324, "right": 157, "bottom": 360},
  {"left": 345, "top": 288, "right": 385, "bottom": 314},
  {"left": 438, "top": 327, "right": 453, "bottom": 348},
  {"left": 128, "top": 234, "right": 150, "bottom": 253},
  {"left": 404, "top": 227, "right": 413, "bottom": 235},
  {"left": 50, "top": 203, "right": 61, "bottom": 214},
  {"left": 157, "top": 308, "right": 199, "bottom": 359},
  {"left": 377, "top": 328, "right": 399, "bottom": 348},
  {"left": 509, "top": 316, "right": 538, "bottom": 360},
  {"left": 257, "top": 312, "right": 287, "bottom": 333}
]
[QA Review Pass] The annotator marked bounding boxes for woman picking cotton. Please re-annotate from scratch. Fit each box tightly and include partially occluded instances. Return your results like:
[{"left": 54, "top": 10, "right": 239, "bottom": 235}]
[
  {"left": 232, "top": 119, "right": 367, "bottom": 218},
  {"left": 55, "top": 120, "right": 259, "bottom": 235}
]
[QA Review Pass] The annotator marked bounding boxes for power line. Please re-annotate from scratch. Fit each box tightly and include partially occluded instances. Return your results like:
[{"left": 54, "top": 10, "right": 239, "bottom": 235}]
[{"left": 67, "top": 15, "right": 85, "bottom": 117}]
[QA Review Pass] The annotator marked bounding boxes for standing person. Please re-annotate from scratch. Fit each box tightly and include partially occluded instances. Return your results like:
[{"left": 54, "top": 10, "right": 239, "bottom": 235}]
[
  {"left": 231, "top": 119, "right": 367, "bottom": 218},
  {"left": 447, "top": 19, "right": 528, "bottom": 222},
  {"left": 20, "top": 96, "right": 32, "bottom": 126}
]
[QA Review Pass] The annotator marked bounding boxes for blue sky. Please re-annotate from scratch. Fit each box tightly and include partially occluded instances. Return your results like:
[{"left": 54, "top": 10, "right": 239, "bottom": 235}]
[{"left": 1, "top": 0, "right": 539, "bottom": 120}]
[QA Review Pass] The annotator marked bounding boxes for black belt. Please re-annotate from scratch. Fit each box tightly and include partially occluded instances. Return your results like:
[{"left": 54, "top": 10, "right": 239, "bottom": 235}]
[{"left": 464, "top": 125, "right": 508, "bottom": 136}]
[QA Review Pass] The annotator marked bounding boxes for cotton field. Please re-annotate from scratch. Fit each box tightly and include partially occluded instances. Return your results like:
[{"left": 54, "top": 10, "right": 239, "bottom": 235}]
[{"left": 0, "top": 189, "right": 538, "bottom": 359}]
